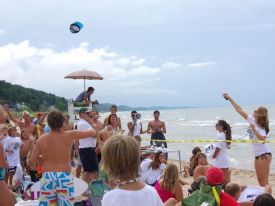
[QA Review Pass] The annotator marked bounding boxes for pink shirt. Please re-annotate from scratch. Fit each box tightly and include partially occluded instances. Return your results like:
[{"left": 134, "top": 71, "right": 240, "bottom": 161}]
[{"left": 154, "top": 180, "right": 175, "bottom": 202}]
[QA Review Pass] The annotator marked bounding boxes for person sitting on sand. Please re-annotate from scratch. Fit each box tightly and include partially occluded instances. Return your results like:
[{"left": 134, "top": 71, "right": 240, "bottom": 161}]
[
  {"left": 184, "top": 146, "right": 202, "bottom": 177},
  {"left": 212, "top": 120, "right": 232, "bottom": 185},
  {"left": 29, "top": 109, "right": 98, "bottom": 206},
  {"left": 253, "top": 193, "right": 275, "bottom": 206},
  {"left": 192, "top": 152, "right": 211, "bottom": 180},
  {"left": 101, "top": 134, "right": 176, "bottom": 206},
  {"left": 223, "top": 93, "right": 272, "bottom": 187},
  {"left": 75, "top": 86, "right": 98, "bottom": 106},
  {"left": 154, "top": 163, "right": 183, "bottom": 203},
  {"left": 147, "top": 110, "right": 168, "bottom": 159},
  {"left": 178, "top": 167, "right": 239, "bottom": 206},
  {"left": 225, "top": 183, "right": 272, "bottom": 206},
  {"left": 142, "top": 151, "right": 166, "bottom": 186}
]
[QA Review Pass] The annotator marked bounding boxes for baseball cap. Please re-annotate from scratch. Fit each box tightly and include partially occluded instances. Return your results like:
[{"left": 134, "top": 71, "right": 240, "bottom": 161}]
[
  {"left": 79, "top": 108, "right": 92, "bottom": 114},
  {"left": 205, "top": 167, "right": 225, "bottom": 185}
]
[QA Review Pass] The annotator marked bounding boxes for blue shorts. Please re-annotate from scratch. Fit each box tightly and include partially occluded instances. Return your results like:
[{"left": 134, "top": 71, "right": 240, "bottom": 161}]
[
  {"left": 0, "top": 168, "right": 5, "bottom": 181},
  {"left": 39, "top": 172, "right": 74, "bottom": 206}
]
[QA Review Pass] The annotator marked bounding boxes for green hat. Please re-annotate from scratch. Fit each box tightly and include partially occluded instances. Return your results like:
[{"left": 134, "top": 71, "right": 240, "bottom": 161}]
[{"left": 79, "top": 108, "right": 92, "bottom": 114}]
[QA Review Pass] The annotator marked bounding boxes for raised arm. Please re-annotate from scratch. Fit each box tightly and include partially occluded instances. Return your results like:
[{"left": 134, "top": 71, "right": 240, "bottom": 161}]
[
  {"left": 0, "top": 105, "right": 6, "bottom": 124},
  {"left": 37, "top": 113, "right": 48, "bottom": 125},
  {"left": 67, "top": 129, "right": 98, "bottom": 140},
  {"left": 3, "top": 105, "right": 19, "bottom": 125},
  {"left": 223, "top": 93, "right": 248, "bottom": 120}
]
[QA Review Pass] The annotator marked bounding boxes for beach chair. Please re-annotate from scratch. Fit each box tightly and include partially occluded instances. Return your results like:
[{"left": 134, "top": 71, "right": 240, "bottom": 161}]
[{"left": 88, "top": 179, "right": 111, "bottom": 206}]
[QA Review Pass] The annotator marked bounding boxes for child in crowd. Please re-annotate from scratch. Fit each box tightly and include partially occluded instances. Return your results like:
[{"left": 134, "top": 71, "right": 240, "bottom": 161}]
[
  {"left": 102, "top": 134, "right": 168, "bottom": 206},
  {"left": 155, "top": 163, "right": 183, "bottom": 203},
  {"left": 5, "top": 126, "right": 22, "bottom": 186},
  {"left": 212, "top": 120, "right": 232, "bottom": 185},
  {"left": 224, "top": 183, "right": 241, "bottom": 201},
  {"left": 20, "top": 129, "right": 34, "bottom": 173},
  {"left": 186, "top": 146, "right": 201, "bottom": 177}
]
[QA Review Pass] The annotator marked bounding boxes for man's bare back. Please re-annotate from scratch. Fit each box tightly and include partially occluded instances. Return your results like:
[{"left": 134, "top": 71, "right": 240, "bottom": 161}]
[{"left": 30, "top": 129, "right": 97, "bottom": 172}]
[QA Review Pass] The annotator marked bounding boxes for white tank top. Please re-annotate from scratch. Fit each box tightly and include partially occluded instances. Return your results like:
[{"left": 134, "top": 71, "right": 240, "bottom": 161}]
[{"left": 133, "top": 120, "right": 142, "bottom": 136}]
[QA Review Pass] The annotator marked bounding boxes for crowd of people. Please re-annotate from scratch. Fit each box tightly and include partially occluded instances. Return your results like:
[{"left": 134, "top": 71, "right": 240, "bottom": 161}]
[{"left": 0, "top": 92, "right": 274, "bottom": 206}]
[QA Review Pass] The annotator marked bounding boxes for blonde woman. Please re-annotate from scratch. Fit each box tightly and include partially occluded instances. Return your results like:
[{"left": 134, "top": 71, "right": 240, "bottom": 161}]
[
  {"left": 102, "top": 134, "right": 176, "bottom": 206},
  {"left": 154, "top": 163, "right": 183, "bottom": 203},
  {"left": 223, "top": 93, "right": 272, "bottom": 186}
]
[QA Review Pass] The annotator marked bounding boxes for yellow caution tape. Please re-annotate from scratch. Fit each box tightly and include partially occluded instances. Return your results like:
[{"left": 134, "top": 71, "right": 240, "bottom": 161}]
[
  {"left": 142, "top": 138, "right": 274, "bottom": 143},
  {"left": 212, "top": 186, "right": 221, "bottom": 206}
]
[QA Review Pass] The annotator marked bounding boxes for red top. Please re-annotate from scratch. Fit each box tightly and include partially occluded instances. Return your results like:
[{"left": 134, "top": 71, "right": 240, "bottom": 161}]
[
  {"left": 220, "top": 192, "right": 240, "bottom": 206},
  {"left": 154, "top": 180, "right": 175, "bottom": 202}
]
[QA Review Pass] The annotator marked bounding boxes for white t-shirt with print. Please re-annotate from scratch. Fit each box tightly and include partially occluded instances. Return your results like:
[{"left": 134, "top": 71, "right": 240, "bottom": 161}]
[
  {"left": 145, "top": 163, "right": 166, "bottom": 185},
  {"left": 5, "top": 136, "right": 22, "bottom": 167},
  {"left": 102, "top": 184, "right": 163, "bottom": 206},
  {"left": 212, "top": 132, "right": 229, "bottom": 168},
  {"left": 247, "top": 115, "right": 271, "bottom": 157},
  {"left": 77, "top": 119, "right": 96, "bottom": 148}
]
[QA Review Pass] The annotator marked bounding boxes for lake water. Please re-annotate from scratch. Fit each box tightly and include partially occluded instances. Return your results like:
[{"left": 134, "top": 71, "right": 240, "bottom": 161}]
[{"left": 105, "top": 105, "right": 275, "bottom": 173}]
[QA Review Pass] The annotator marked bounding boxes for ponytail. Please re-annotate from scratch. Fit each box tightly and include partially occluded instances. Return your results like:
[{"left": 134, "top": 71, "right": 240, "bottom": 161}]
[{"left": 217, "top": 120, "right": 232, "bottom": 148}]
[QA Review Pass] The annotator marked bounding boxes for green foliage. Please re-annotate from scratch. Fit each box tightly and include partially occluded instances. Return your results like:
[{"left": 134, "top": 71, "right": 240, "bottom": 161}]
[{"left": 0, "top": 80, "right": 67, "bottom": 112}]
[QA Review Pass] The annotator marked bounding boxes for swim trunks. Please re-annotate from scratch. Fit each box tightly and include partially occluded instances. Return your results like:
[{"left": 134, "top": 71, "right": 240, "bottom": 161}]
[
  {"left": 150, "top": 132, "right": 167, "bottom": 147},
  {"left": 150, "top": 132, "right": 168, "bottom": 159},
  {"left": 39, "top": 172, "right": 74, "bottom": 206},
  {"left": 0, "top": 168, "right": 5, "bottom": 181}
]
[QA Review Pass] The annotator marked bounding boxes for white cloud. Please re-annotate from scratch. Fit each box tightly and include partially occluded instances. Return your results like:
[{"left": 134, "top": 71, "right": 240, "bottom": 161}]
[
  {"left": 0, "top": 40, "right": 163, "bottom": 100},
  {"left": 188, "top": 61, "right": 217, "bottom": 68},
  {"left": 128, "top": 66, "right": 160, "bottom": 76},
  {"left": 132, "top": 58, "right": 145, "bottom": 66},
  {"left": 117, "top": 58, "right": 131, "bottom": 65},
  {"left": 161, "top": 62, "right": 181, "bottom": 69}
]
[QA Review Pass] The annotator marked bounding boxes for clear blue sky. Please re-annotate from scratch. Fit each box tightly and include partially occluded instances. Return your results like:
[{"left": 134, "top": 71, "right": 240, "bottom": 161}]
[{"left": 0, "top": 0, "right": 275, "bottom": 107}]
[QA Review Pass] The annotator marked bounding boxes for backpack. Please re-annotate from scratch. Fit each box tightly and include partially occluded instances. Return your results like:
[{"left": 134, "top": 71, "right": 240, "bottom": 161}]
[{"left": 182, "top": 183, "right": 222, "bottom": 206}]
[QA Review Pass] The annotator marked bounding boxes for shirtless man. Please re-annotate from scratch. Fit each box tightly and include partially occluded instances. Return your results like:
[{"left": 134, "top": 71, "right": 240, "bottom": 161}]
[
  {"left": 29, "top": 109, "right": 98, "bottom": 206},
  {"left": 147, "top": 110, "right": 168, "bottom": 159}
]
